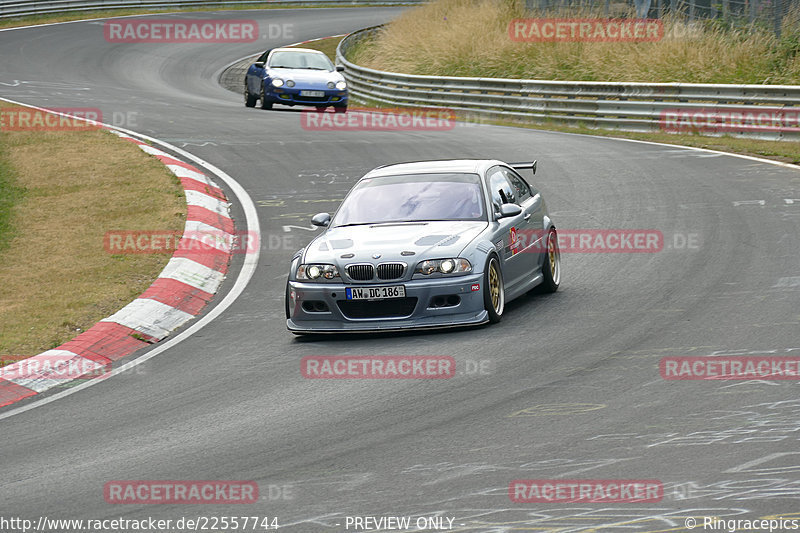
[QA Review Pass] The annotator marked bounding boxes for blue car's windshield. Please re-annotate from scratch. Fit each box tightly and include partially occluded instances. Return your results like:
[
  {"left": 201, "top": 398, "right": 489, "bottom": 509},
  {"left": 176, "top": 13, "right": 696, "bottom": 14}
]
[
  {"left": 332, "top": 173, "right": 487, "bottom": 226},
  {"left": 268, "top": 51, "right": 334, "bottom": 71}
]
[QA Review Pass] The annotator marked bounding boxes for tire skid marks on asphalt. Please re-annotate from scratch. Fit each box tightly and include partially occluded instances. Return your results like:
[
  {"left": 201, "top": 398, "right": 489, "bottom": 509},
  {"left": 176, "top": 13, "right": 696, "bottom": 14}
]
[{"left": 0, "top": 129, "right": 233, "bottom": 407}]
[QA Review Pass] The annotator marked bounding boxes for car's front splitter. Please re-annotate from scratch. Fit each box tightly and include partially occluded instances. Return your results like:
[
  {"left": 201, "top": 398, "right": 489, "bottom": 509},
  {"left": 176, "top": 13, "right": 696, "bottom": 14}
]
[{"left": 286, "top": 309, "right": 489, "bottom": 334}]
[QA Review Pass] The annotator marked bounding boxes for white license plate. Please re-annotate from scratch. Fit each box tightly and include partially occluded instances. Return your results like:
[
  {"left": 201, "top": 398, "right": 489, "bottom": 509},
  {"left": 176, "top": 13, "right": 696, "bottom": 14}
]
[
  {"left": 300, "top": 90, "right": 325, "bottom": 97},
  {"left": 346, "top": 286, "right": 405, "bottom": 300}
]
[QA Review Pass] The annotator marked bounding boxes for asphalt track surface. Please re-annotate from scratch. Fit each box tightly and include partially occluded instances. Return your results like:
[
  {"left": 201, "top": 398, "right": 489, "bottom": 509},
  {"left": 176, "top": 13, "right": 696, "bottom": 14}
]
[{"left": 1, "top": 7, "right": 800, "bottom": 532}]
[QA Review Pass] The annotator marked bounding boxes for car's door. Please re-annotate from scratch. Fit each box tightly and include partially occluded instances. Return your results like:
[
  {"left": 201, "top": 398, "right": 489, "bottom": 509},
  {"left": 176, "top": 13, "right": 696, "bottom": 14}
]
[
  {"left": 501, "top": 166, "right": 545, "bottom": 269},
  {"left": 486, "top": 166, "right": 535, "bottom": 290},
  {"left": 247, "top": 50, "right": 270, "bottom": 94}
]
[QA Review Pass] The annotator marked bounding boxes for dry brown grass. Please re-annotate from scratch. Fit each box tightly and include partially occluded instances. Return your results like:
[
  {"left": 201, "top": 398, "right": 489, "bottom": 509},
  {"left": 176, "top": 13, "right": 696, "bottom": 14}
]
[
  {"left": 288, "top": 35, "right": 343, "bottom": 61},
  {"left": 350, "top": 0, "right": 800, "bottom": 84},
  {"left": 0, "top": 105, "right": 185, "bottom": 356}
]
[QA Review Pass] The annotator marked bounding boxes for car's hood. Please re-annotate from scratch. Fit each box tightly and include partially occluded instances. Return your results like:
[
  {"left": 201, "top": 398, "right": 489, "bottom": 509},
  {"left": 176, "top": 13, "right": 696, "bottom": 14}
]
[
  {"left": 304, "top": 220, "right": 488, "bottom": 266},
  {"left": 267, "top": 68, "right": 342, "bottom": 84}
]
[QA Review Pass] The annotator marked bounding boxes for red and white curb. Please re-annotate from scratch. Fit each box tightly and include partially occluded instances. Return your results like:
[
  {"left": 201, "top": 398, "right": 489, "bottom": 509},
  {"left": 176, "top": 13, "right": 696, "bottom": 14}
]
[{"left": 0, "top": 130, "right": 234, "bottom": 408}]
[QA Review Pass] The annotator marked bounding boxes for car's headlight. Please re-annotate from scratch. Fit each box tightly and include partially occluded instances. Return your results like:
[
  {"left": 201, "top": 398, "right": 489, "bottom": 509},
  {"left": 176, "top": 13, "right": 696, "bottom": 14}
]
[
  {"left": 297, "top": 263, "right": 339, "bottom": 280},
  {"left": 286, "top": 80, "right": 295, "bottom": 87},
  {"left": 415, "top": 258, "right": 472, "bottom": 275},
  {"left": 335, "top": 80, "right": 347, "bottom": 90},
  {"left": 271, "top": 78, "right": 284, "bottom": 87},
  {"left": 327, "top": 81, "right": 335, "bottom": 89}
]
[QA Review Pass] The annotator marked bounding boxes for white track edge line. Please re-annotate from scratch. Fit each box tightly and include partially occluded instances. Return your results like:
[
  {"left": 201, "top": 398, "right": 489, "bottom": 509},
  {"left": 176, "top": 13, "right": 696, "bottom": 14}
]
[
  {"left": 546, "top": 129, "right": 800, "bottom": 171},
  {"left": 0, "top": 97, "right": 261, "bottom": 421}
]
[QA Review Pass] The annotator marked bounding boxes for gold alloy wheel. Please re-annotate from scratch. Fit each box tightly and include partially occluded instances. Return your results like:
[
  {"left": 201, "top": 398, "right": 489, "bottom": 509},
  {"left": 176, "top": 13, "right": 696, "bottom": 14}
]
[{"left": 489, "top": 261, "right": 501, "bottom": 311}]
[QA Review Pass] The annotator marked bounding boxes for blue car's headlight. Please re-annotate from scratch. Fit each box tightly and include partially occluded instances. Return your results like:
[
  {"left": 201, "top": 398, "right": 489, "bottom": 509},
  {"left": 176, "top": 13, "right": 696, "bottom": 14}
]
[
  {"left": 415, "top": 258, "right": 472, "bottom": 276},
  {"left": 335, "top": 80, "right": 347, "bottom": 91},
  {"left": 297, "top": 263, "right": 339, "bottom": 280},
  {"left": 286, "top": 80, "right": 295, "bottom": 87},
  {"left": 271, "top": 78, "right": 284, "bottom": 87}
]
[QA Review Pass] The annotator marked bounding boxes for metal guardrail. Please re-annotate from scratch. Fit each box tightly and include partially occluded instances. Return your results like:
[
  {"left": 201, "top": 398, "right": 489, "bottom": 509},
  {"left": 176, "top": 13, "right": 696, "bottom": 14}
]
[
  {"left": 0, "top": 0, "right": 420, "bottom": 19},
  {"left": 335, "top": 25, "right": 800, "bottom": 141}
]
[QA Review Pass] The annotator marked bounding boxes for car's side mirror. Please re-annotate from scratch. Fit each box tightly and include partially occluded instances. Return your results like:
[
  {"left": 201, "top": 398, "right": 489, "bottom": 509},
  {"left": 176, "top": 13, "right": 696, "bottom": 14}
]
[
  {"left": 311, "top": 212, "right": 331, "bottom": 227},
  {"left": 254, "top": 62, "right": 265, "bottom": 69},
  {"left": 497, "top": 204, "right": 522, "bottom": 219},
  {"left": 335, "top": 65, "right": 345, "bottom": 72}
]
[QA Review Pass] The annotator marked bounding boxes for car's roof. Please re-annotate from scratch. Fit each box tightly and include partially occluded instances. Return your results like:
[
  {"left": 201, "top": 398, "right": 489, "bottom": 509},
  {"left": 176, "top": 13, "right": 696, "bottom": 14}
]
[
  {"left": 363, "top": 159, "right": 505, "bottom": 179},
  {"left": 270, "top": 47, "right": 326, "bottom": 55}
]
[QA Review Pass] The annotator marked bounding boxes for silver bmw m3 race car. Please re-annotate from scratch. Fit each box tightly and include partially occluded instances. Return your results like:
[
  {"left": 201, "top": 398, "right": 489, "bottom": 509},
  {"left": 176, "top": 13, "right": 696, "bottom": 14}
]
[{"left": 285, "top": 159, "right": 560, "bottom": 334}]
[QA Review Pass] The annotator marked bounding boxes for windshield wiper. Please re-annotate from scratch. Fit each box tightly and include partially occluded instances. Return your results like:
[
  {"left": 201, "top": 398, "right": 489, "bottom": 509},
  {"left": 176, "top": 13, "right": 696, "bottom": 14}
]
[{"left": 335, "top": 220, "right": 428, "bottom": 228}]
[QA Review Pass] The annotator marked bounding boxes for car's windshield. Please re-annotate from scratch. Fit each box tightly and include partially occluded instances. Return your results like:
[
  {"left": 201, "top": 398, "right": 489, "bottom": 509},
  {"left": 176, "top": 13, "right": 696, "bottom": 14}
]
[
  {"left": 332, "top": 173, "right": 486, "bottom": 226},
  {"left": 268, "top": 51, "right": 334, "bottom": 71}
]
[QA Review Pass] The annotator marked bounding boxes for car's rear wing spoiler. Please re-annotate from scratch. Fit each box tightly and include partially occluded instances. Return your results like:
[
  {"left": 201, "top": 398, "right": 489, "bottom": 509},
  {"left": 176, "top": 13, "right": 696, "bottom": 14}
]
[{"left": 509, "top": 160, "right": 537, "bottom": 174}]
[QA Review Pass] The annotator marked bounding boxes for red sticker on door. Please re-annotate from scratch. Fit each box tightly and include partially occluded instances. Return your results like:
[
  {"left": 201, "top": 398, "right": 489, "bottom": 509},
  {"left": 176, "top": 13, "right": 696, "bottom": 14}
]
[{"left": 510, "top": 226, "right": 519, "bottom": 254}]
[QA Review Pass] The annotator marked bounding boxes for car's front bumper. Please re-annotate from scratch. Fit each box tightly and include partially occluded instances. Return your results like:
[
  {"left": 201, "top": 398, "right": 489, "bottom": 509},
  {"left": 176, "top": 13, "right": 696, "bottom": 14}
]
[
  {"left": 266, "top": 87, "right": 348, "bottom": 107},
  {"left": 286, "top": 273, "right": 488, "bottom": 334}
]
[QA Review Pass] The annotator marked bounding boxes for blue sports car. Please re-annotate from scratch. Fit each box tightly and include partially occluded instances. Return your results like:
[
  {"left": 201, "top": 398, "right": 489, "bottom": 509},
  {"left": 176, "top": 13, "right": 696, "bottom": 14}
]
[
  {"left": 285, "top": 159, "right": 561, "bottom": 334},
  {"left": 244, "top": 47, "right": 348, "bottom": 112}
]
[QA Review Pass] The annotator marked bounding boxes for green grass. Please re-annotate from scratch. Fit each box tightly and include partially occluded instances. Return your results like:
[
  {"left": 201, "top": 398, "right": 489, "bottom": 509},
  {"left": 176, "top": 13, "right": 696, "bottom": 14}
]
[{"left": 0, "top": 139, "right": 25, "bottom": 253}]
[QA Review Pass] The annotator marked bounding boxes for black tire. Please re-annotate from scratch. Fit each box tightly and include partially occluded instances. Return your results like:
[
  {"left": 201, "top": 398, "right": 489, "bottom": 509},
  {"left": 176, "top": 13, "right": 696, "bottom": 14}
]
[
  {"left": 285, "top": 280, "right": 292, "bottom": 319},
  {"left": 260, "top": 85, "right": 272, "bottom": 110},
  {"left": 315, "top": 106, "right": 327, "bottom": 112},
  {"left": 483, "top": 255, "right": 505, "bottom": 323},
  {"left": 539, "top": 227, "right": 561, "bottom": 293},
  {"left": 244, "top": 86, "right": 257, "bottom": 108},
  {"left": 334, "top": 105, "right": 347, "bottom": 113}
]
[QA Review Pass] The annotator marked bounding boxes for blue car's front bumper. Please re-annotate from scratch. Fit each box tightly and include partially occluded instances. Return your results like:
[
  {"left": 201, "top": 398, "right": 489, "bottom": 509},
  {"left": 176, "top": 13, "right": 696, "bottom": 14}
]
[
  {"left": 265, "top": 86, "right": 348, "bottom": 107},
  {"left": 286, "top": 273, "right": 488, "bottom": 333}
]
